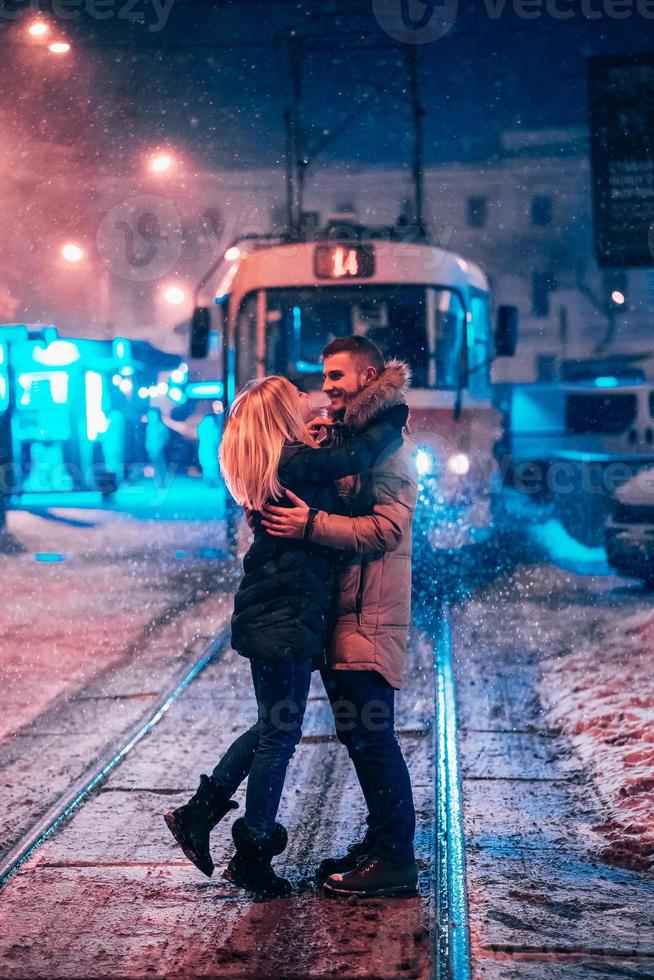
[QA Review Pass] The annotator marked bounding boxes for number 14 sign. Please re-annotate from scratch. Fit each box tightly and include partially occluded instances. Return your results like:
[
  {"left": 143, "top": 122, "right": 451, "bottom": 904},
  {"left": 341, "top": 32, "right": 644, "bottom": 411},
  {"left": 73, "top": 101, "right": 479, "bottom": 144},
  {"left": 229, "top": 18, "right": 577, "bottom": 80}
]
[{"left": 314, "top": 244, "right": 375, "bottom": 279}]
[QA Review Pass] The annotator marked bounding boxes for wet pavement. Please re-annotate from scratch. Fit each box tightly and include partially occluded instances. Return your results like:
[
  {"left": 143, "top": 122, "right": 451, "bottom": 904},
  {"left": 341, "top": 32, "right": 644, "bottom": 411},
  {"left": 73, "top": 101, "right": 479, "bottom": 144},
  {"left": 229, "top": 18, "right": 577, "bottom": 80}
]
[
  {"left": 0, "top": 627, "right": 435, "bottom": 979},
  {"left": 1, "top": 488, "right": 653, "bottom": 979},
  {"left": 0, "top": 488, "right": 236, "bottom": 879}
]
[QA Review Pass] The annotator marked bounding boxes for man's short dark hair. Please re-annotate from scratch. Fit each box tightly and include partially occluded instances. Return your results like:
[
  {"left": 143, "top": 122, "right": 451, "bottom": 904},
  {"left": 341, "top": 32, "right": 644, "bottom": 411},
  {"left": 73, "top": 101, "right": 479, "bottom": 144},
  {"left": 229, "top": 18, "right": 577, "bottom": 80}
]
[{"left": 322, "top": 336, "right": 385, "bottom": 373}]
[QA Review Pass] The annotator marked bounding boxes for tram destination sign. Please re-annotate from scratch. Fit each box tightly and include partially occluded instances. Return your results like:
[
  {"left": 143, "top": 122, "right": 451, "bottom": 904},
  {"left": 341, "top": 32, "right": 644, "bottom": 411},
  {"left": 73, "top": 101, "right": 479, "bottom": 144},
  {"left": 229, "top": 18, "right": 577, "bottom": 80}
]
[
  {"left": 314, "top": 244, "right": 375, "bottom": 280},
  {"left": 588, "top": 53, "right": 654, "bottom": 268}
]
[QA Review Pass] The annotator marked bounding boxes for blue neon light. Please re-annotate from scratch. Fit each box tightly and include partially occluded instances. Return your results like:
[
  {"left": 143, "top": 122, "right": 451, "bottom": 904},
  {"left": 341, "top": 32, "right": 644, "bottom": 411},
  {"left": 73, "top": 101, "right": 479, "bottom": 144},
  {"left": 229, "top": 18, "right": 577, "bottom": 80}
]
[
  {"left": 594, "top": 376, "right": 619, "bottom": 388},
  {"left": 113, "top": 338, "right": 131, "bottom": 361},
  {"left": 227, "top": 349, "right": 235, "bottom": 404},
  {"left": 85, "top": 371, "right": 109, "bottom": 441},
  {"left": 295, "top": 361, "right": 323, "bottom": 374},
  {"left": 34, "top": 553, "right": 67, "bottom": 563},
  {"left": 186, "top": 381, "right": 224, "bottom": 399},
  {"left": 33, "top": 340, "right": 80, "bottom": 367}
]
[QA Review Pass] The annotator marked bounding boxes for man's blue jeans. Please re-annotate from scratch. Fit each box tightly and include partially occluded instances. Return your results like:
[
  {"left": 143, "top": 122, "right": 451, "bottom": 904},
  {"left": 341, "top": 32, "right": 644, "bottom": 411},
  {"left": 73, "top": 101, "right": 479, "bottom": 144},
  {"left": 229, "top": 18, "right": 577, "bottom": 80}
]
[
  {"left": 211, "top": 657, "right": 312, "bottom": 838},
  {"left": 321, "top": 668, "right": 416, "bottom": 866}
]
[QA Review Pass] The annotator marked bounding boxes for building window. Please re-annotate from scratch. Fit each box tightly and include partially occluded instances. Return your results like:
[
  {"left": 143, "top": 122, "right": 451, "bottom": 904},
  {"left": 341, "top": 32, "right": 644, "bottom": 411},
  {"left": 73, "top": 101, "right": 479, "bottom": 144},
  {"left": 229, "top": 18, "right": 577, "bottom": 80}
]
[
  {"left": 532, "top": 272, "right": 556, "bottom": 317},
  {"left": 467, "top": 196, "right": 487, "bottom": 228},
  {"left": 531, "top": 195, "right": 553, "bottom": 227}
]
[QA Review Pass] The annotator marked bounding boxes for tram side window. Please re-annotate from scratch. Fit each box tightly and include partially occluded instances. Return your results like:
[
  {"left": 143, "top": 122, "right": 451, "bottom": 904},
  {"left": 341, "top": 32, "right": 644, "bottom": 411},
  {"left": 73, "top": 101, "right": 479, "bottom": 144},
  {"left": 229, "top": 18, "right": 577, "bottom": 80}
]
[
  {"left": 434, "top": 292, "right": 466, "bottom": 391},
  {"left": 467, "top": 293, "right": 492, "bottom": 396}
]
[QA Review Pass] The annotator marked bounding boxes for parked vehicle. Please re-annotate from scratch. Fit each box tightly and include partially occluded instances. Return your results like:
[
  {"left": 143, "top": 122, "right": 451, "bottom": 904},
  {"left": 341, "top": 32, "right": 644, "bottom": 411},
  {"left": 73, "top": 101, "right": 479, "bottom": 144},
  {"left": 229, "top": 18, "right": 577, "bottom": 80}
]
[
  {"left": 605, "top": 466, "right": 654, "bottom": 586},
  {"left": 500, "top": 369, "right": 654, "bottom": 546}
]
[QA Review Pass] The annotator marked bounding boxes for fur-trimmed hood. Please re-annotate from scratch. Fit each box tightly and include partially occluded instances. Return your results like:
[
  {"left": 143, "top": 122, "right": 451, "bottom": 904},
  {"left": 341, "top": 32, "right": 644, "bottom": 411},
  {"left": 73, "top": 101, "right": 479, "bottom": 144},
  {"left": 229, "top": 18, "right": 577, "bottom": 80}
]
[{"left": 342, "top": 359, "right": 411, "bottom": 431}]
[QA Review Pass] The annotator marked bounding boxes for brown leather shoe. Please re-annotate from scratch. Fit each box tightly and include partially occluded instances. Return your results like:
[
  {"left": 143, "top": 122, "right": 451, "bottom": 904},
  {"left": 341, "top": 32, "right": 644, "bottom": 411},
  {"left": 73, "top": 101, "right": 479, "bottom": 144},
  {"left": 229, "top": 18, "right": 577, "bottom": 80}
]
[
  {"left": 315, "top": 837, "right": 373, "bottom": 884},
  {"left": 323, "top": 855, "right": 418, "bottom": 899}
]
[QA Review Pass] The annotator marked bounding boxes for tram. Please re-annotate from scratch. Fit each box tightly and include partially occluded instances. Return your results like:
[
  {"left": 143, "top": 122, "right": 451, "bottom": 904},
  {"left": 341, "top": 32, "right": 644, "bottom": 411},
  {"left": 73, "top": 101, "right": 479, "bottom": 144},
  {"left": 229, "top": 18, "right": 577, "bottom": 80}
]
[{"left": 194, "top": 226, "right": 518, "bottom": 549}]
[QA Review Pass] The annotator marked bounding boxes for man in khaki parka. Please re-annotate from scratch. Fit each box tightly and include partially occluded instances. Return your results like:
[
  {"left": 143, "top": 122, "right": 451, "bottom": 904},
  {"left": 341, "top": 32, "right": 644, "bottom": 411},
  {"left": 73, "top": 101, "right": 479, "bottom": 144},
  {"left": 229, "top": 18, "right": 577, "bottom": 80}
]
[{"left": 262, "top": 336, "right": 418, "bottom": 899}]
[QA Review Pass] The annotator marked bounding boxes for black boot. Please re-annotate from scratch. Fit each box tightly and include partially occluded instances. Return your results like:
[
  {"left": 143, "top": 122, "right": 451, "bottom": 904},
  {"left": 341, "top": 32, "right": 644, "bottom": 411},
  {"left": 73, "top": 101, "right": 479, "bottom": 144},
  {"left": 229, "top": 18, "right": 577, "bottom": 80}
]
[
  {"left": 164, "top": 774, "right": 238, "bottom": 878},
  {"left": 315, "top": 834, "right": 374, "bottom": 884},
  {"left": 224, "top": 817, "right": 292, "bottom": 898},
  {"left": 323, "top": 855, "right": 418, "bottom": 899}
]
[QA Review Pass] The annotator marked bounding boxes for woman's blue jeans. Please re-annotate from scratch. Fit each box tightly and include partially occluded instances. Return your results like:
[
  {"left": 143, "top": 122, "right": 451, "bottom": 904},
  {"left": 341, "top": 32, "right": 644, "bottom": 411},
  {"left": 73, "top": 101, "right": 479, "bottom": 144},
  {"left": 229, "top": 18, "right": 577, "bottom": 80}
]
[{"left": 211, "top": 657, "right": 312, "bottom": 838}]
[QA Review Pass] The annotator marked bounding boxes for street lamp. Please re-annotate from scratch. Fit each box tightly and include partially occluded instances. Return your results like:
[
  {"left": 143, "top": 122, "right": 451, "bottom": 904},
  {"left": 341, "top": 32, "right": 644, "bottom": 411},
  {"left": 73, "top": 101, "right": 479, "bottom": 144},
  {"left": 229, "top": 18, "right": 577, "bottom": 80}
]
[
  {"left": 150, "top": 152, "right": 174, "bottom": 175},
  {"left": 48, "top": 41, "right": 71, "bottom": 55},
  {"left": 163, "top": 285, "right": 186, "bottom": 305},
  {"left": 28, "top": 20, "right": 49, "bottom": 38},
  {"left": 61, "top": 243, "right": 85, "bottom": 263}
]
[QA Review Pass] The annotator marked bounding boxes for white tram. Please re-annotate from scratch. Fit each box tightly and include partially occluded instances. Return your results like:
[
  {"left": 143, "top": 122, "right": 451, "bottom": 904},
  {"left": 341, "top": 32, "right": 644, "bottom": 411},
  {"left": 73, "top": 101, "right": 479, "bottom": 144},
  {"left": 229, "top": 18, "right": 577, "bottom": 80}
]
[{"left": 197, "top": 230, "right": 518, "bottom": 549}]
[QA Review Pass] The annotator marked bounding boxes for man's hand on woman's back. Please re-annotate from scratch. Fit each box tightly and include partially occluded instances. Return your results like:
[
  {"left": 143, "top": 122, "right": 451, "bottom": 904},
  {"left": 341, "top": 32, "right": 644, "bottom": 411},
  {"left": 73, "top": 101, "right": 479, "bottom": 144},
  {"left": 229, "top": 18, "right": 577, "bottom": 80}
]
[{"left": 261, "top": 490, "right": 310, "bottom": 539}]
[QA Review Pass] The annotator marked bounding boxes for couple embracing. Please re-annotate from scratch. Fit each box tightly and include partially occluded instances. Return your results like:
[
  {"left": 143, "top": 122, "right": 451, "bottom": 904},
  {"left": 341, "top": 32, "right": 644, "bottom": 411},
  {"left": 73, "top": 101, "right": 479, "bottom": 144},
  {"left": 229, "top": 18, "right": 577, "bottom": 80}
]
[{"left": 165, "top": 336, "right": 418, "bottom": 900}]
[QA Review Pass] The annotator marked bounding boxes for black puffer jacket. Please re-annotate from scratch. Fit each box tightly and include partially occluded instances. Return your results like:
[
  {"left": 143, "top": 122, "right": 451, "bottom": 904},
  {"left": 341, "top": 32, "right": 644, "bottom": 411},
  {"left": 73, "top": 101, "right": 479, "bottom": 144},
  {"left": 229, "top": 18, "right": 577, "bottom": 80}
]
[{"left": 231, "top": 404, "right": 408, "bottom": 665}]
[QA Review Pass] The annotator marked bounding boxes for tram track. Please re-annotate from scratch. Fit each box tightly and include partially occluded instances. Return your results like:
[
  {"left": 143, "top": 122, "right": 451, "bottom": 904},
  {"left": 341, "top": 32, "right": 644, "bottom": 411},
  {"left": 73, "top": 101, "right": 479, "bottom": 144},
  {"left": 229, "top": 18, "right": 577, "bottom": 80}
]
[
  {"left": 0, "top": 563, "right": 237, "bottom": 882},
  {"left": 0, "top": 537, "right": 471, "bottom": 978},
  {"left": 0, "top": 629, "right": 231, "bottom": 890},
  {"left": 433, "top": 605, "right": 472, "bottom": 980}
]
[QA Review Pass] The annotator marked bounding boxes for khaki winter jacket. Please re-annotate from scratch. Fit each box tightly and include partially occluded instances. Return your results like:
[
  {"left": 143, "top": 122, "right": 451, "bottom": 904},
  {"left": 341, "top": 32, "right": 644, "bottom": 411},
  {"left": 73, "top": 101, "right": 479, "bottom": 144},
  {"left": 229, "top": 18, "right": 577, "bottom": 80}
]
[{"left": 307, "top": 360, "right": 417, "bottom": 689}]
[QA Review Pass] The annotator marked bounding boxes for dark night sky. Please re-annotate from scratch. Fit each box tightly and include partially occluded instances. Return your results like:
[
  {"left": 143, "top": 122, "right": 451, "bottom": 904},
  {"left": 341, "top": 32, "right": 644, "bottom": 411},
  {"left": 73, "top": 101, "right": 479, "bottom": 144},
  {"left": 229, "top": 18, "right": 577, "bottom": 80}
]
[{"left": 3, "top": 0, "right": 654, "bottom": 169}]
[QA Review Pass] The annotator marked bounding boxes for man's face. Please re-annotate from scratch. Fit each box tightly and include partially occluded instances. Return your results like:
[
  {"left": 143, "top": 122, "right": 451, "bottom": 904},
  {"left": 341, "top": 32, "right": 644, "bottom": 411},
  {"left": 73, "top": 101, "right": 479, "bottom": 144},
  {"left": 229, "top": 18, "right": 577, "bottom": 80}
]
[{"left": 322, "top": 352, "right": 375, "bottom": 416}]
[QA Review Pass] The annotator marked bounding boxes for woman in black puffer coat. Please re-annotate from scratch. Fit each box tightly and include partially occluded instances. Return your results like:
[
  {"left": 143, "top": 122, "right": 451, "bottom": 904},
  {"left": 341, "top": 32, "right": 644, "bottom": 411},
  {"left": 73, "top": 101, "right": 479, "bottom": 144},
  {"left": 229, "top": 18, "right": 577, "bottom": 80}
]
[{"left": 165, "top": 375, "right": 407, "bottom": 897}]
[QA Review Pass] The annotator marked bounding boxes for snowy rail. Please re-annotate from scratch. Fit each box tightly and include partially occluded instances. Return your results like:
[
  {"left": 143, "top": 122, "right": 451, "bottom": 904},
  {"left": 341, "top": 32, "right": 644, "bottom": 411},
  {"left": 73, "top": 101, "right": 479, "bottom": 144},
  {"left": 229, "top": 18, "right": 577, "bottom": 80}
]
[
  {"left": 0, "top": 630, "right": 231, "bottom": 890},
  {"left": 434, "top": 606, "right": 472, "bottom": 980}
]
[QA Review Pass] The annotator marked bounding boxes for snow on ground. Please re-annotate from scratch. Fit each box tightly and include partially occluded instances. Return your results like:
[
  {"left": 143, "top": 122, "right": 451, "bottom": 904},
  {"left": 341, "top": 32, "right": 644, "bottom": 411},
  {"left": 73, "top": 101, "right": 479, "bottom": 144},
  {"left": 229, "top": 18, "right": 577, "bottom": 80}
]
[
  {"left": 1, "top": 480, "right": 229, "bottom": 738},
  {"left": 541, "top": 599, "right": 654, "bottom": 872},
  {"left": 460, "top": 547, "right": 653, "bottom": 874}
]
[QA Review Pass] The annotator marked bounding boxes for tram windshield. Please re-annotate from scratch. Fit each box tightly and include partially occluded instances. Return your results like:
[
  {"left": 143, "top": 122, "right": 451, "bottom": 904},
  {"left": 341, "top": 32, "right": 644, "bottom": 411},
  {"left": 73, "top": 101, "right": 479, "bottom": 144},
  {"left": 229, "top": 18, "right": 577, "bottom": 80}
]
[{"left": 237, "top": 285, "right": 489, "bottom": 391}]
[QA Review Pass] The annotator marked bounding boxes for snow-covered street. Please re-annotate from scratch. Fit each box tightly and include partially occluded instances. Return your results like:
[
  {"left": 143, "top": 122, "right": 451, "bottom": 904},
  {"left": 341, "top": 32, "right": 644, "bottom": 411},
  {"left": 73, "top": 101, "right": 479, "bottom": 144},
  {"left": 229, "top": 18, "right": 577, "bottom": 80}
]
[
  {"left": 452, "top": 542, "right": 654, "bottom": 977},
  {"left": 2, "top": 3, "right": 653, "bottom": 975},
  {"left": 1, "top": 493, "right": 652, "bottom": 978}
]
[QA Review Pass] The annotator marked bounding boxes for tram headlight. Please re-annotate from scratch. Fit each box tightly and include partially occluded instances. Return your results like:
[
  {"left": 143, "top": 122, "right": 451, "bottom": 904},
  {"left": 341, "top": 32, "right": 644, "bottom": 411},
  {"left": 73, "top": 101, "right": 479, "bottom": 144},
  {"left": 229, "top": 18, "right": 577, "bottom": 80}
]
[
  {"left": 415, "top": 448, "right": 437, "bottom": 477},
  {"left": 447, "top": 453, "right": 470, "bottom": 477}
]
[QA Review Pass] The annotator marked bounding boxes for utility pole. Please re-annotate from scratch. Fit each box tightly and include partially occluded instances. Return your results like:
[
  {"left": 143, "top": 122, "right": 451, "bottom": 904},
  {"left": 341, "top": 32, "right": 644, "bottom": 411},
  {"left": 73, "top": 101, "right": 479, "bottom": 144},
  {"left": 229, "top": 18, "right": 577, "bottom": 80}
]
[
  {"left": 405, "top": 46, "right": 427, "bottom": 239},
  {"left": 281, "top": 31, "right": 430, "bottom": 243},
  {"left": 284, "top": 36, "right": 304, "bottom": 238}
]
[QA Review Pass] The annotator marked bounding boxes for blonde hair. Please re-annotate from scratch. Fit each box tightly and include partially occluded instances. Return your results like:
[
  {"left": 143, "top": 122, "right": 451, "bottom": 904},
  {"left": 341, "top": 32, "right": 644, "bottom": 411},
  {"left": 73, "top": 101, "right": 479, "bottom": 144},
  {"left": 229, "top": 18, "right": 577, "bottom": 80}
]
[{"left": 219, "top": 376, "right": 310, "bottom": 510}]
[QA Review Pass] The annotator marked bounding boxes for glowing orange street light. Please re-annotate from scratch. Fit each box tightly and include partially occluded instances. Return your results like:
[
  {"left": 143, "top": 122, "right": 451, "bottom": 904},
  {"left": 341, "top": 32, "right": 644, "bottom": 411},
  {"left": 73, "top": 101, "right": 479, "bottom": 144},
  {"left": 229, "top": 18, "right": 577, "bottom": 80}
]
[
  {"left": 28, "top": 20, "right": 49, "bottom": 38},
  {"left": 48, "top": 41, "right": 71, "bottom": 55},
  {"left": 61, "top": 243, "right": 85, "bottom": 263},
  {"left": 149, "top": 152, "right": 174, "bottom": 175}
]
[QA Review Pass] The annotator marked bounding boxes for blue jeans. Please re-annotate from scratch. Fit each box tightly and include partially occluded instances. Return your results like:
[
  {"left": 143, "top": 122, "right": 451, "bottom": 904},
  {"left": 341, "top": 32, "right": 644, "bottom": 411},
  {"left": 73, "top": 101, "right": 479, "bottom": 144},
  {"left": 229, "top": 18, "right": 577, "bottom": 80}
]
[
  {"left": 321, "top": 669, "right": 416, "bottom": 865},
  {"left": 211, "top": 658, "right": 312, "bottom": 838}
]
